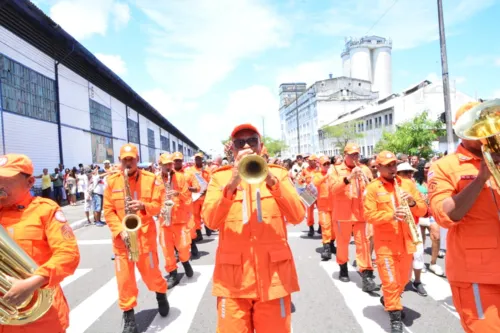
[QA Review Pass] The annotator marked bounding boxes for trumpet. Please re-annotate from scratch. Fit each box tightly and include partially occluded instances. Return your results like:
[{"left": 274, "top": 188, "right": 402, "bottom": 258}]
[
  {"left": 349, "top": 161, "right": 369, "bottom": 198},
  {"left": 393, "top": 180, "right": 422, "bottom": 245}
]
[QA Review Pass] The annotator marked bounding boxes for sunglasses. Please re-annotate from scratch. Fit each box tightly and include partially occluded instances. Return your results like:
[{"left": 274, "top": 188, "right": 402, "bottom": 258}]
[
  {"left": 233, "top": 137, "right": 259, "bottom": 149},
  {"left": 323, "top": 163, "right": 331, "bottom": 167}
]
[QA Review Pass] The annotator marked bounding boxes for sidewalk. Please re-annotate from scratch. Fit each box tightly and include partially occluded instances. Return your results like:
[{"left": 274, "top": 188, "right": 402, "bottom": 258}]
[{"left": 61, "top": 201, "right": 91, "bottom": 231}]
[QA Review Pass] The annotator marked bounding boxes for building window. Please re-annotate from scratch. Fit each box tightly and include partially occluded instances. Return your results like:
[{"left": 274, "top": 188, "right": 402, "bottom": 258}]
[
  {"left": 160, "top": 135, "right": 170, "bottom": 151},
  {"left": 91, "top": 133, "right": 113, "bottom": 163},
  {"left": 172, "top": 141, "right": 176, "bottom": 152},
  {"left": 178, "top": 143, "right": 183, "bottom": 154},
  {"left": 389, "top": 113, "right": 393, "bottom": 125},
  {"left": 384, "top": 114, "right": 388, "bottom": 126},
  {"left": 89, "top": 99, "right": 112, "bottom": 134},
  {"left": 0, "top": 54, "right": 57, "bottom": 122},
  {"left": 127, "top": 118, "right": 139, "bottom": 144},
  {"left": 148, "top": 147, "right": 155, "bottom": 163},
  {"left": 147, "top": 128, "right": 155, "bottom": 147}
]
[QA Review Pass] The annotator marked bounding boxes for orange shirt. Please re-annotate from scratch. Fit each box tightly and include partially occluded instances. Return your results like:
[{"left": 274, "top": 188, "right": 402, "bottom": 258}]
[
  {"left": 157, "top": 172, "right": 192, "bottom": 224},
  {"left": 201, "top": 165, "right": 305, "bottom": 301},
  {"left": 312, "top": 171, "right": 334, "bottom": 211},
  {"left": 428, "top": 144, "right": 500, "bottom": 284},
  {"left": 103, "top": 169, "right": 163, "bottom": 255},
  {"left": 0, "top": 195, "right": 80, "bottom": 332},
  {"left": 363, "top": 176, "right": 427, "bottom": 255},
  {"left": 299, "top": 166, "right": 317, "bottom": 186}
]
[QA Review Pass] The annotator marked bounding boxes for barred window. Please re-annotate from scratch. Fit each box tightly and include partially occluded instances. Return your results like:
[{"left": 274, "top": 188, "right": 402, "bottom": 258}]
[
  {"left": 89, "top": 99, "right": 112, "bottom": 134},
  {"left": 148, "top": 147, "right": 155, "bottom": 163},
  {"left": 0, "top": 54, "right": 56, "bottom": 122},
  {"left": 160, "top": 135, "right": 170, "bottom": 151},
  {"left": 91, "top": 133, "right": 113, "bottom": 163},
  {"left": 147, "top": 128, "right": 155, "bottom": 147},
  {"left": 177, "top": 144, "right": 183, "bottom": 154},
  {"left": 127, "top": 118, "right": 139, "bottom": 144},
  {"left": 172, "top": 141, "right": 176, "bottom": 152}
]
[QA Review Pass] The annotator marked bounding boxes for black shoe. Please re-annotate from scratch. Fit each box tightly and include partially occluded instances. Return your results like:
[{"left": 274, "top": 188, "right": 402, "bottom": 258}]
[
  {"left": 182, "top": 261, "right": 194, "bottom": 278},
  {"left": 156, "top": 292, "right": 170, "bottom": 317},
  {"left": 122, "top": 309, "right": 139, "bottom": 333},
  {"left": 205, "top": 225, "right": 212, "bottom": 237},
  {"left": 361, "top": 270, "right": 378, "bottom": 292},
  {"left": 339, "top": 263, "right": 350, "bottom": 282},
  {"left": 166, "top": 270, "right": 180, "bottom": 289},
  {"left": 389, "top": 310, "right": 403, "bottom": 333},
  {"left": 329, "top": 240, "right": 337, "bottom": 255},
  {"left": 381, "top": 296, "right": 406, "bottom": 319},
  {"left": 321, "top": 243, "right": 331, "bottom": 261},
  {"left": 195, "top": 229, "right": 203, "bottom": 242},
  {"left": 317, "top": 225, "right": 322, "bottom": 234},
  {"left": 191, "top": 242, "right": 199, "bottom": 258},
  {"left": 412, "top": 281, "right": 428, "bottom": 296},
  {"left": 308, "top": 225, "right": 314, "bottom": 237}
]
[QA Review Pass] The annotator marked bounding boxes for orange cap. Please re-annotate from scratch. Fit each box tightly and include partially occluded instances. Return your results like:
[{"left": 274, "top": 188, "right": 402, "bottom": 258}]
[
  {"left": 231, "top": 123, "right": 261, "bottom": 138},
  {"left": 172, "top": 152, "right": 184, "bottom": 161},
  {"left": 159, "top": 154, "right": 173, "bottom": 165},
  {"left": 376, "top": 151, "right": 397, "bottom": 165},
  {"left": 120, "top": 144, "right": 139, "bottom": 159},
  {"left": 319, "top": 156, "right": 330, "bottom": 165},
  {"left": 344, "top": 143, "right": 360, "bottom": 154},
  {"left": 308, "top": 154, "right": 318, "bottom": 161},
  {"left": 454, "top": 101, "right": 481, "bottom": 124},
  {"left": 0, "top": 154, "right": 34, "bottom": 177},
  {"left": 194, "top": 152, "right": 203, "bottom": 158}
]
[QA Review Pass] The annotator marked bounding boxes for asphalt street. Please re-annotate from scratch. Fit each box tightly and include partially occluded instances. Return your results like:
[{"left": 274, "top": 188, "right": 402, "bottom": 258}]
[{"left": 61, "top": 203, "right": 463, "bottom": 333}]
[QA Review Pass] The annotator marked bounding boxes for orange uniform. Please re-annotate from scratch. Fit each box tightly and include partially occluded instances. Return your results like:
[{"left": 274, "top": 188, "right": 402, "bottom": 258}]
[
  {"left": 103, "top": 169, "right": 167, "bottom": 311},
  {"left": 300, "top": 165, "right": 318, "bottom": 227},
  {"left": 202, "top": 164, "right": 305, "bottom": 333},
  {"left": 175, "top": 166, "right": 199, "bottom": 240},
  {"left": 158, "top": 170, "right": 192, "bottom": 272},
  {"left": 0, "top": 154, "right": 80, "bottom": 333},
  {"left": 428, "top": 143, "right": 500, "bottom": 332},
  {"left": 312, "top": 167, "right": 335, "bottom": 245},
  {"left": 188, "top": 164, "right": 211, "bottom": 234},
  {"left": 364, "top": 175, "right": 427, "bottom": 311}
]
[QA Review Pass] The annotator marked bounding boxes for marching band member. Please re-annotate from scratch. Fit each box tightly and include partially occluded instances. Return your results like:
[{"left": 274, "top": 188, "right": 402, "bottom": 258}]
[
  {"left": 331, "top": 143, "right": 376, "bottom": 291},
  {"left": 428, "top": 101, "right": 500, "bottom": 333},
  {"left": 103, "top": 144, "right": 169, "bottom": 333},
  {"left": 189, "top": 152, "right": 212, "bottom": 237},
  {"left": 202, "top": 123, "right": 305, "bottom": 333},
  {"left": 313, "top": 155, "right": 336, "bottom": 260},
  {"left": 299, "top": 155, "right": 319, "bottom": 237},
  {"left": 364, "top": 151, "right": 427, "bottom": 333},
  {"left": 0, "top": 154, "right": 80, "bottom": 333},
  {"left": 157, "top": 153, "right": 194, "bottom": 289}
]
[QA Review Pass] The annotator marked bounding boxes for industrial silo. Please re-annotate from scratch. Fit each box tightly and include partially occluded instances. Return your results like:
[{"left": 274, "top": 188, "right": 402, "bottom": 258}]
[
  {"left": 341, "top": 51, "right": 351, "bottom": 77},
  {"left": 371, "top": 46, "right": 392, "bottom": 98},
  {"left": 350, "top": 46, "right": 372, "bottom": 82}
]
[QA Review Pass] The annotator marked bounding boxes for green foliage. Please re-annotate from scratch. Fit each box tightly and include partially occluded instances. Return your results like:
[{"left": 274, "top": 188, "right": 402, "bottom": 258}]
[
  {"left": 321, "top": 120, "right": 365, "bottom": 152},
  {"left": 220, "top": 136, "right": 288, "bottom": 157},
  {"left": 374, "top": 111, "right": 445, "bottom": 159}
]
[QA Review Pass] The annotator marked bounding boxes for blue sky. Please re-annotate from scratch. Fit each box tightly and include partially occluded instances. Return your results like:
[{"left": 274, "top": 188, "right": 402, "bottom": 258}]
[{"left": 33, "top": 0, "right": 500, "bottom": 153}]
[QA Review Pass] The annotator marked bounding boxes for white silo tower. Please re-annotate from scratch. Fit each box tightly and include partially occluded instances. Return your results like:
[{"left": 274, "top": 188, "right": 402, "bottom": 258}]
[
  {"left": 349, "top": 45, "right": 372, "bottom": 82},
  {"left": 371, "top": 41, "right": 393, "bottom": 99},
  {"left": 341, "top": 50, "right": 351, "bottom": 77}
]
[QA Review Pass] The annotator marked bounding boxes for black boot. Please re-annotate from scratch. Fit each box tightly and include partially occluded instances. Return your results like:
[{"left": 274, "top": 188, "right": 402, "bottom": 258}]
[
  {"left": 389, "top": 310, "right": 403, "bottom": 333},
  {"left": 362, "top": 270, "right": 378, "bottom": 292},
  {"left": 166, "top": 270, "right": 180, "bottom": 289},
  {"left": 191, "top": 242, "right": 199, "bottom": 258},
  {"left": 317, "top": 225, "right": 322, "bottom": 234},
  {"left": 182, "top": 261, "right": 194, "bottom": 277},
  {"left": 329, "top": 240, "right": 337, "bottom": 255},
  {"left": 308, "top": 225, "right": 314, "bottom": 237},
  {"left": 321, "top": 243, "right": 331, "bottom": 260},
  {"left": 205, "top": 225, "right": 212, "bottom": 236},
  {"left": 339, "top": 263, "right": 350, "bottom": 282},
  {"left": 195, "top": 229, "right": 203, "bottom": 242},
  {"left": 381, "top": 296, "right": 405, "bottom": 319},
  {"left": 122, "top": 309, "right": 139, "bottom": 333},
  {"left": 156, "top": 292, "right": 170, "bottom": 317}
]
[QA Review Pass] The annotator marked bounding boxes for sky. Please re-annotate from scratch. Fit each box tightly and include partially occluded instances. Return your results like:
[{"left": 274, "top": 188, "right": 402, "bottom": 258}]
[{"left": 32, "top": 0, "right": 500, "bottom": 155}]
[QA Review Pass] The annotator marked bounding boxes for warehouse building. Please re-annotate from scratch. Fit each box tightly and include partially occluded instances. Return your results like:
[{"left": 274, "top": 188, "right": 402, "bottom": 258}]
[{"left": 0, "top": 1, "right": 200, "bottom": 177}]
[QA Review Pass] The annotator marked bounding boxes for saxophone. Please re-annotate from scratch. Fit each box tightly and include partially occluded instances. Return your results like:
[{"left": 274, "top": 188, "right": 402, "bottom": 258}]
[
  {"left": 162, "top": 171, "right": 175, "bottom": 227},
  {"left": 393, "top": 179, "right": 422, "bottom": 245},
  {"left": 122, "top": 168, "right": 142, "bottom": 262}
]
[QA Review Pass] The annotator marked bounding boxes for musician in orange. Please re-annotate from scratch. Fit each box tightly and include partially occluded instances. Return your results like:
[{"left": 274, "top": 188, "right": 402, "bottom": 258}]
[
  {"left": 103, "top": 143, "right": 169, "bottom": 333},
  {"left": 331, "top": 143, "right": 376, "bottom": 291},
  {"left": 157, "top": 153, "right": 194, "bottom": 289},
  {"left": 203, "top": 123, "right": 305, "bottom": 333},
  {"left": 0, "top": 154, "right": 80, "bottom": 333},
  {"left": 428, "top": 101, "right": 500, "bottom": 333},
  {"left": 364, "top": 151, "right": 427, "bottom": 332},
  {"left": 189, "top": 152, "right": 212, "bottom": 237},
  {"left": 299, "top": 154, "right": 319, "bottom": 237}
]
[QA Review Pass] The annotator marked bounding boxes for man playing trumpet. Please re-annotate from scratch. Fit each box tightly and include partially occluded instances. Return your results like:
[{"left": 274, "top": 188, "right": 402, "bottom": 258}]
[
  {"left": 202, "top": 123, "right": 305, "bottom": 333},
  {"left": 103, "top": 144, "right": 169, "bottom": 333}
]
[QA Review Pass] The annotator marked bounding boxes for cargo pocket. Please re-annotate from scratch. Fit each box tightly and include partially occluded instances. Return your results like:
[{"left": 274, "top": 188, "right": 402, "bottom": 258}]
[
  {"left": 217, "top": 252, "right": 243, "bottom": 289},
  {"left": 15, "top": 227, "right": 44, "bottom": 257},
  {"left": 269, "top": 249, "right": 292, "bottom": 287},
  {"left": 464, "top": 237, "right": 497, "bottom": 269}
]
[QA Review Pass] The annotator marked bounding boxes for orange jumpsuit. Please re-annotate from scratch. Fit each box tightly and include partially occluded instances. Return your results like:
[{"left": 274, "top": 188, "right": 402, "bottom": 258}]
[
  {"left": 0, "top": 195, "right": 80, "bottom": 333},
  {"left": 300, "top": 166, "right": 317, "bottom": 227},
  {"left": 158, "top": 171, "right": 192, "bottom": 272},
  {"left": 103, "top": 170, "right": 167, "bottom": 311},
  {"left": 176, "top": 167, "right": 200, "bottom": 240},
  {"left": 331, "top": 162, "right": 373, "bottom": 271},
  {"left": 202, "top": 165, "right": 305, "bottom": 333},
  {"left": 428, "top": 144, "right": 500, "bottom": 333},
  {"left": 189, "top": 166, "right": 211, "bottom": 233},
  {"left": 312, "top": 171, "right": 335, "bottom": 244},
  {"left": 364, "top": 176, "right": 427, "bottom": 311}
]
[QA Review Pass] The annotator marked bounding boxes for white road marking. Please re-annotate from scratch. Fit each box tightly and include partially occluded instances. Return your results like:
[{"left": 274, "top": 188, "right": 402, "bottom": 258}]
[
  {"left": 77, "top": 239, "right": 112, "bottom": 245},
  {"left": 60, "top": 268, "right": 92, "bottom": 289}
]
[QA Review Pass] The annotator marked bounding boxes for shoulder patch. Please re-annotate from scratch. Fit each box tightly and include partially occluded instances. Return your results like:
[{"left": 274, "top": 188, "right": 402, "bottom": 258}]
[
  {"left": 155, "top": 179, "right": 162, "bottom": 186},
  {"left": 54, "top": 210, "right": 67, "bottom": 223},
  {"left": 33, "top": 196, "right": 60, "bottom": 208},
  {"left": 61, "top": 223, "right": 75, "bottom": 240},
  {"left": 427, "top": 171, "right": 434, "bottom": 179}
]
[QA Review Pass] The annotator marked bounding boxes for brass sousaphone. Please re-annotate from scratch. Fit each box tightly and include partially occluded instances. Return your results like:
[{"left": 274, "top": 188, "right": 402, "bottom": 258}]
[{"left": 454, "top": 99, "right": 500, "bottom": 186}]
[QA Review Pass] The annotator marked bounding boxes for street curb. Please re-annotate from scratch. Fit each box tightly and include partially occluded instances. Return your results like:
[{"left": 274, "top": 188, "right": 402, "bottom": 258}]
[{"left": 70, "top": 218, "right": 88, "bottom": 231}]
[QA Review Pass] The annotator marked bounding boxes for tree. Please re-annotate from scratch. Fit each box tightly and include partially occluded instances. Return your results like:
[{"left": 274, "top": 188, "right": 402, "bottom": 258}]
[
  {"left": 219, "top": 136, "right": 288, "bottom": 157},
  {"left": 321, "top": 120, "right": 365, "bottom": 152},
  {"left": 375, "top": 111, "right": 445, "bottom": 159}
]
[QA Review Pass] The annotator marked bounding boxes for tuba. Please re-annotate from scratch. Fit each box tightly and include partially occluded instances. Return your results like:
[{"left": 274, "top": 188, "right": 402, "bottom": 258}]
[
  {"left": 122, "top": 168, "right": 142, "bottom": 262},
  {"left": 393, "top": 180, "right": 422, "bottom": 245},
  {"left": 454, "top": 99, "right": 500, "bottom": 187},
  {"left": 162, "top": 171, "right": 175, "bottom": 227},
  {"left": 0, "top": 191, "right": 54, "bottom": 324}
]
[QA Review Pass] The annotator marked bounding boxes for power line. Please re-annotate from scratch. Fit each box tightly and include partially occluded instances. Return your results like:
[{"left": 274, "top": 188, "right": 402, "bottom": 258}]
[{"left": 365, "top": 0, "right": 401, "bottom": 35}]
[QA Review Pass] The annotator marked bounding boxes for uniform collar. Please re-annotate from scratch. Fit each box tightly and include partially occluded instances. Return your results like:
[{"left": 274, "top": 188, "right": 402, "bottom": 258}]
[
  {"left": 378, "top": 175, "right": 402, "bottom": 186},
  {"left": 456, "top": 143, "right": 482, "bottom": 162},
  {"left": 2, "top": 192, "right": 33, "bottom": 211}
]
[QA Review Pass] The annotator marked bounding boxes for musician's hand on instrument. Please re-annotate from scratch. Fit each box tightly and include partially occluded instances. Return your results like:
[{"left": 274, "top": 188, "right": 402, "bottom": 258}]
[
  {"left": 478, "top": 159, "right": 492, "bottom": 182},
  {"left": 120, "top": 230, "right": 130, "bottom": 242},
  {"left": 265, "top": 172, "right": 278, "bottom": 187},
  {"left": 400, "top": 191, "right": 416, "bottom": 206},
  {"left": 188, "top": 186, "right": 197, "bottom": 193},
  {"left": 394, "top": 207, "right": 407, "bottom": 221},
  {"left": 166, "top": 190, "right": 179, "bottom": 197},
  {"left": 127, "top": 200, "right": 145, "bottom": 212},
  {"left": 3, "top": 276, "right": 37, "bottom": 307}
]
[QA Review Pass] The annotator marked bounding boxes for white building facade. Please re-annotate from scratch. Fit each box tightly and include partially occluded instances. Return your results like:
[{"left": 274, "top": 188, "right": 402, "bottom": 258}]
[{"left": 0, "top": 2, "right": 199, "bottom": 182}]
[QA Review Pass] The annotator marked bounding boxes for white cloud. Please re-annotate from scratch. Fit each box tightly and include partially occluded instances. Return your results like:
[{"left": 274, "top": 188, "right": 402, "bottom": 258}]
[
  {"left": 276, "top": 57, "right": 342, "bottom": 87},
  {"left": 49, "top": 0, "right": 130, "bottom": 40},
  {"left": 95, "top": 53, "right": 127, "bottom": 75},
  {"left": 455, "top": 76, "right": 466, "bottom": 84},
  {"left": 493, "top": 89, "right": 500, "bottom": 98},
  {"left": 311, "top": 0, "right": 495, "bottom": 50},
  {"left": 136, "top": 0, "right": 291, "bottom": 98}
]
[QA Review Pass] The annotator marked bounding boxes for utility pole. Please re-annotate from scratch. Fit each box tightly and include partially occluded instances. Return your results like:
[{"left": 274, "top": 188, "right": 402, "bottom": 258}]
[
  {"left": 437, "top": 0, "right": 454, "bottom": 153},
  {"left": 295, "top": 84, "right": 301, "bottom": 154}
]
